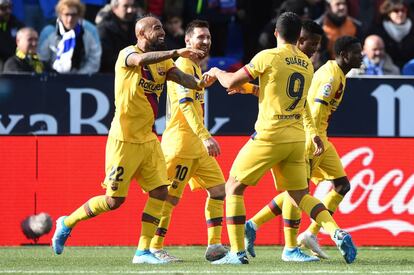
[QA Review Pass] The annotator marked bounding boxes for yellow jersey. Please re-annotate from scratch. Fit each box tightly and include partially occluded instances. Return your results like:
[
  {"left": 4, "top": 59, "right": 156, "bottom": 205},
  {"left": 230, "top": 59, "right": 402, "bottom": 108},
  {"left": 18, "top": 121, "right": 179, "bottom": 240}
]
[
  {"left": 307, "top": 60, "right": 346, "bottom": 139},
  {"left": 162, "top": 57, "right": 210, "bottom": 158},
  {"left": 108, "top": 45, "right": 175, "bottom": 143},
  {"left": 244, "top": 44, "right": 314, "bottom": 143}
]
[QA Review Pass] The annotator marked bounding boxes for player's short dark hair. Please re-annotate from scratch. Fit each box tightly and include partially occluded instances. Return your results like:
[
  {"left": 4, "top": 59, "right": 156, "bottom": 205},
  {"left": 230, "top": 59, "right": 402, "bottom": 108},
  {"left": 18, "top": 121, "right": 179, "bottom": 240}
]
[
  {"left": 302, "top": 19, "right": 324, "bottom": 36},
  {"left": 185, "top": 20, "right": 210, "bottom": 36},
  {"left": 334, "top": 36, "right": 360, "bottom": 57},
  {"left": 276, "top": 12, "right": 302, "bottom": 43}
]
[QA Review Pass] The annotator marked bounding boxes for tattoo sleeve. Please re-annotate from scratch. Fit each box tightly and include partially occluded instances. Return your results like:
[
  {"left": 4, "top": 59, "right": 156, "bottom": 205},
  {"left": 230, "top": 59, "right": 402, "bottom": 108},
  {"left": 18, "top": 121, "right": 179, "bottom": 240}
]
[
  {"left": 128, "top": 50, "right": 177, "bottom": 66},
  {"left": 167, "top": 68, "right": 200, "bottom": 90}
]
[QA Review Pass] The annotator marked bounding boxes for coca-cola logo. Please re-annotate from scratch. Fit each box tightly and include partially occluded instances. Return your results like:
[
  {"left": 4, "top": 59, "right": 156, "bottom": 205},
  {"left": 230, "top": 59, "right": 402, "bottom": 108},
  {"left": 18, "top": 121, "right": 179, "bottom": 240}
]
[{"left": 314, "top": 147, "right": 414, "bottom": 236}]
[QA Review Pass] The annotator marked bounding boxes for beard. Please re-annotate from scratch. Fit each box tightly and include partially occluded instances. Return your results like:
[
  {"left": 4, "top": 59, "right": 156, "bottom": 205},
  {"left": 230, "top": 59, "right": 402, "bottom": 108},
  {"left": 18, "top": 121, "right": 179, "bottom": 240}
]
[{"left": 148, "top": 39, "right": 167, "bottom": 51}]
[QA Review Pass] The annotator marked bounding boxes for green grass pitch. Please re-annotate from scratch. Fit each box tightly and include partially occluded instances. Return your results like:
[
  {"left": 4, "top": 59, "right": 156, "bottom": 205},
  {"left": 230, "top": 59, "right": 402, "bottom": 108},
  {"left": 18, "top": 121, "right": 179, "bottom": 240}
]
[{"left": 1, "top": 246, "right": 414, "bottom": 275}]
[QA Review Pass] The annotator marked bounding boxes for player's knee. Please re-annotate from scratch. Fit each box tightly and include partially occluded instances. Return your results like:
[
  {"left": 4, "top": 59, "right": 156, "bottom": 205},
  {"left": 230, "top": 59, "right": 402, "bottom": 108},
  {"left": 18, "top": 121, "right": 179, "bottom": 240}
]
[
  {"left": 106, "top": 196, "right": 125, "bottom": 210},
  {"left": 149, "top": 185, "right": 168, "bottom": 201},
  {"left": 225, "top": 177, "right": 246, "bottom": 195},
  {"left": 207, "top": 184, "right": 226, "bottom": 200},
  {"left": 333, "top": 177, "right": 350, "bottom": 196}
]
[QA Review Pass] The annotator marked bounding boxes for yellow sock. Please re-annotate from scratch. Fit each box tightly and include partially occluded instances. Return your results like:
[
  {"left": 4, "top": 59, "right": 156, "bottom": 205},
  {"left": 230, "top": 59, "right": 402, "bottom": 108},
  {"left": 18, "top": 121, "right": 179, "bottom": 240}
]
[
  {"left": 137, "top": 197, "right": 164, "bottom": 251},
  {"left": 226, "top": 195, "right": 245, "bottom": 253},
  {"left": 299, "top": 194, "right": 339, "bottom": 237},
  {"left": 251, "top": 192, "right": 284, "bottom": 228},
  {"left": 308, "top": 190, "right": 344, "bottom": 235},
  {"left": 150, "top": 201, "right": 174, "bottom": 250},
  {"left": 205, "top": 198, "right": 224, "bottom": 245},
  {"left": 64, "top": 195, "right": 110, "bottom": 228},
  {"left": 282, "top": 197, "right": 301, "bottom": 248}
]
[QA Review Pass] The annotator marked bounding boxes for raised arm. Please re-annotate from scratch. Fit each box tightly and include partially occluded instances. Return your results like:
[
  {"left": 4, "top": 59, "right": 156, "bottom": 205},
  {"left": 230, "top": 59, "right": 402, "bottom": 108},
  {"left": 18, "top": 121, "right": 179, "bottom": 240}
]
[
  {"left": 167, "top": 67, "right": 205, "bottom": 91},
  {"left": 126, "top": 47, "right": 205, "bottom": 67},
  {"left": 207, "top": 66, "right": 252, "bottom": 89}
]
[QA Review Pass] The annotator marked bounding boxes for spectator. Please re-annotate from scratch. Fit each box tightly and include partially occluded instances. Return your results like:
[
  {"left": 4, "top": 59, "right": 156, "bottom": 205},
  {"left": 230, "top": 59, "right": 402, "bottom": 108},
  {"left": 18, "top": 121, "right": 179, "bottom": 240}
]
[
  {"left": 4, "top": 27, "right": 49, "bottom": 73},
  {"left": 315, "top": 0, "right": 362, "bottom": 58},
  {"left": 370, "top": 0, "right": 414, "bottom": 69},
  {"left": 402, "top": 58, "right": 414, "bottom": 75},
  {"left": 38, "top": 0, "right": 101, "bottom": 74},
  {"left": 360, "top": 34, "right": 400, "bottom": 75},
  {"left": 163, "top": 14, "right": 185, "bottom": 50},
  {"left": 0, "top": 0, "right": 24, "bottom": 71},
  {"left": 258, "top": 0, "right": 310, "bottom": 50},
  {"left": 97, "top": 0, "right": 137, "bottom": 73}
]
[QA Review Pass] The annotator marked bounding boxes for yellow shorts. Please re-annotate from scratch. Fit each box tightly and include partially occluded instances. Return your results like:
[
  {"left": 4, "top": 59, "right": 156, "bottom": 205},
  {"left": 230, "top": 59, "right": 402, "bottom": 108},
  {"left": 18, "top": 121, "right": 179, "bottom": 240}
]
[
  {"left": 230, "top": 138, "right": 308, "bottom": 191},
  {"left": 308, "top": 139, "right": 346, "bottom": 184},
  {"left": 165, "top": 153, "right": 225, "bottom": 199},
  {"left": 102, "top": 137, "right": 168, "bottom": 197}
]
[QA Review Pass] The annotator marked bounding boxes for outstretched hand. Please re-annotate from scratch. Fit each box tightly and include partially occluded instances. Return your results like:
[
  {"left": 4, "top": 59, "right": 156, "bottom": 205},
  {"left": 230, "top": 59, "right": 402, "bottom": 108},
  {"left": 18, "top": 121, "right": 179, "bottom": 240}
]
[{"left": 177, "top": 48, "right": 206, "bottom": 59}]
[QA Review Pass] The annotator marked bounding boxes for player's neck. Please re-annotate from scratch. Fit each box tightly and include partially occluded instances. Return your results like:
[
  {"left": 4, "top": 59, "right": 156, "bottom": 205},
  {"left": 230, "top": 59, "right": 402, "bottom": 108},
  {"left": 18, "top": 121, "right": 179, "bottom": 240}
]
[{"left": 336, "top": 59, "right": 351, "bottom": 75}]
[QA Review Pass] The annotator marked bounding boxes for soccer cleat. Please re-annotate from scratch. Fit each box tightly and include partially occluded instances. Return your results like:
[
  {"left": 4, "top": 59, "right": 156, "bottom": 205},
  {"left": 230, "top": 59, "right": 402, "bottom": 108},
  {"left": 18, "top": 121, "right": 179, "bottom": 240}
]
[
  {"left": 244, "top": 220, "right": 257, "bottom": 257},
  {"left": 297, "top": 230, "right": 329, "bottom": 259},
  {"left": 51, "top": 216, "right": 72, "bottom": 255},
  {"left": 132, "top": 250, "right": 168, "bottom": 264},
  {"left": 332, "top": 229, "right": 357, "bottom": 264},
  {"left": 205, "top": 244, "right": 228, "bottom": 261},
  {"left": 150, "top": 249, "right": 182, "bottom": 262},
  {"left": 281, "top": 247, "right": 320, "bottom": 262},
  {"left": 211, "top": 251, "right": 249, "bottom": 265}
]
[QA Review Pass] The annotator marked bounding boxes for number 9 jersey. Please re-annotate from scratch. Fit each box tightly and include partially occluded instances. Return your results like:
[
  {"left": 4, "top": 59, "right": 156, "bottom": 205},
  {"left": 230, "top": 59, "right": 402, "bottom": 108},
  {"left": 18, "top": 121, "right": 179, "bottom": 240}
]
[{"left": 244, "top": 44, "right": 314, "bottom": 144}]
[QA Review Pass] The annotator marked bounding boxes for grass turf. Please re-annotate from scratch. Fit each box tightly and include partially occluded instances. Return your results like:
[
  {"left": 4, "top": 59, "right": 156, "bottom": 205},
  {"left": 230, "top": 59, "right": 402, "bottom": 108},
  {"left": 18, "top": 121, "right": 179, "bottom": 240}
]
[{"left": 1, "top": 246, "right": 414, "bottom": 274}]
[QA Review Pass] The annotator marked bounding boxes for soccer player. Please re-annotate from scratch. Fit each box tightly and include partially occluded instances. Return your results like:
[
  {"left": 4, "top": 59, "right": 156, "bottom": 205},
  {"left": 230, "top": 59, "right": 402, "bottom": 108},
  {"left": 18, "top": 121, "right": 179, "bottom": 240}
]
[
  {"left": 244, "top": 36, "right": 363, "bottom": 261},
  {"left": 51, "top": 15, "right": 213, "bottom": 264},
  {"left": 207, "top": 12, "right": 357, "bottom": 265},
  {"left": 228, "top": 19, "right": 327, "bottom": 262},
  {"left": 148, "top": 19, "right": 227, "bottom": 263}
]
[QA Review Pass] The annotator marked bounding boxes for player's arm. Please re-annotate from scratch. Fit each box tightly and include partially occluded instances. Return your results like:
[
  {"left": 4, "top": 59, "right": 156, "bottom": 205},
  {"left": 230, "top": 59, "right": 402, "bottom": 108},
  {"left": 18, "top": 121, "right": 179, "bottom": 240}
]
[
  {"left": 227, "top": 83, "right": 260, "bottom": 97},
  {"left": 180, "top": 101, "right": 221, "bottom": 157},
  {"left": 126, "top": 47, "right": 205, "bottom": 67},
  {"left": 312, "top": 82, "right": 333, "bottom": 129},
  {"left": 167, "top": 66, "right": 217, "bottom": 91},
  {"left": 303, "top": 102, "right": 324, "bottom": 156},
  {"left": 207, "top": 66, "right": 252, "bottom": 89}
]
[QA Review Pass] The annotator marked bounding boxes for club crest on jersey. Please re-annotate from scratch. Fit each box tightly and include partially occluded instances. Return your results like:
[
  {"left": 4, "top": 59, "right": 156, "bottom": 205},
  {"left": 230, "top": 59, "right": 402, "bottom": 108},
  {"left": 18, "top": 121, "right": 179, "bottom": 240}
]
[
  {"left": 320, "top": 83, "right": 332, "bottom": 97},
  {"left": 157, "top": 66, "right": 166, "bottom": 76}
]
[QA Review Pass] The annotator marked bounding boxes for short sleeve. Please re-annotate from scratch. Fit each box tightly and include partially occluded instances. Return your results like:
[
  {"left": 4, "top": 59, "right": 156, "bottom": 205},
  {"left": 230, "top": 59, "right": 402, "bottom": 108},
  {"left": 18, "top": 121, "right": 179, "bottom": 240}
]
[{"left": 244, "top": 51, "right": 268, "bottom": 80}]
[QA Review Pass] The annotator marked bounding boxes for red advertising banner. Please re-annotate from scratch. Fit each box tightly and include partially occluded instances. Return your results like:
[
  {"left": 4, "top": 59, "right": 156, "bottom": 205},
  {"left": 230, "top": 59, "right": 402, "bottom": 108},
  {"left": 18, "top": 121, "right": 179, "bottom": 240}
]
[{"left": 0, "top": 136, "right": 413, "bottom": 246}]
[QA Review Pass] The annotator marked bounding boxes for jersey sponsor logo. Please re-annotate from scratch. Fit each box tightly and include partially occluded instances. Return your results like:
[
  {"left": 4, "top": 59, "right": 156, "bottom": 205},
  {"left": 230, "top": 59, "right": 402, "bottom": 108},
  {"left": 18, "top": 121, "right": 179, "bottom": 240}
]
[
  {"left": 320, "top": 83, "right": 332, "bottom": 97},
  {"left": 195, "top": 91, "right": 204, "bottom": 101},
  {"left": 138, "top": 78, "right": 164, "bottom": 93}
]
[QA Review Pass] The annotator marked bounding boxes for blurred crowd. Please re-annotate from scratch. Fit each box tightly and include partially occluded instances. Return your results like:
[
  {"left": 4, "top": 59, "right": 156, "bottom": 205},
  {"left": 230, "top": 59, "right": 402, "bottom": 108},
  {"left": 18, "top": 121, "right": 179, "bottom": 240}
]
[{"left": 1, "top": 0, "right": 414, "bottom": 75}]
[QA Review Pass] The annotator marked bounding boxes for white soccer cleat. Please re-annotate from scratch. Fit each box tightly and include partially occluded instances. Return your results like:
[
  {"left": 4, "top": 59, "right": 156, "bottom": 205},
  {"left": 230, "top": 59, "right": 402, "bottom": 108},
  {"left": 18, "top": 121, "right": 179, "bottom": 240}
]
[
  {"left": 150, "top": 249, "right": 182, "bottom": 262},
  {"left": 297, "top": 231, "right": 329, "bottom": 259},
  {"left": 132, "top": 250, "right": 168, "bottom": 264},
  {"left": 205, "top": 244, "right": 228, "bottom": 261}
]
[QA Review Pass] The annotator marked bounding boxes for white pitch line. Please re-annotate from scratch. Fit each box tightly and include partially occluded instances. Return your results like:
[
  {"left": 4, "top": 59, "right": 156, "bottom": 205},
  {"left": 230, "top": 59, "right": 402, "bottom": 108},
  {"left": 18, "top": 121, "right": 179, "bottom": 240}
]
[{"left": 1, "top": 270, "right": 414, "bottom": 274}]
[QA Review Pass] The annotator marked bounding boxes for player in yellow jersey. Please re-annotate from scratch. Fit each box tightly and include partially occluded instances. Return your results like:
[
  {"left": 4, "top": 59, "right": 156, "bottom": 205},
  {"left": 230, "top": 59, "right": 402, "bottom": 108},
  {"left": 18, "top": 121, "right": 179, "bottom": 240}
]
[
  {"left": 51, "top": 15, "right": 215, "bottom": 264},
  {"left": 229, "top": 19, "right": 327, "bottom": 262},
  {"left": 208, "top": 12, "right": 357, "bottom": 265},
  {"left": 243, "top": 36, "right": 363, "bottom": 261},
  {"left": 147, "top": 19, "right": 227, "bottom": 263}
]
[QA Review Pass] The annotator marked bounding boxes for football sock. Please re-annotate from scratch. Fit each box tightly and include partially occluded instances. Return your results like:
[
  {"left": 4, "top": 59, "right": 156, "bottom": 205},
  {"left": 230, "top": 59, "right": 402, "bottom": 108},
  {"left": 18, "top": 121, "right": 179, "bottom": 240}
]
[
  {"left": 282, "top": 198, "right": 301, "bottom": 248},
  {"left": 137, "top": 197, "right": 164, "bottom": 251},
  {"left": 226, "top": 195, "right": 246, "bottom": 253},
  {"left": 205, "top": 197, "right": 224, "bottom": 245},
  {"left": 150, "top": 201, "right": 174, "bottom": 250},
  {"left": 299, "top": 194, "right": 339, "bottom": 237},
  {"left": 64, "top": 195, "right": 110, "bottom": 228},
  {"left": 308, "top": 190, "right": 343, "bottom": 235},
  {"left": 251, "top": 192, "right": 284, "bottom": 228}
]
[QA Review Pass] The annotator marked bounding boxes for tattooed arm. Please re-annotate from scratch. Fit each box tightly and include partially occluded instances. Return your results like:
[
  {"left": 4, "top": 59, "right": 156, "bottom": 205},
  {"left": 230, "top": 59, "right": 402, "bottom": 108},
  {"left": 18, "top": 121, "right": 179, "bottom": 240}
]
[
  {"left": 126, "top": 48, "right": 205, "bottom": 67},
  {"left": 167, "top": 67, "right": 203, "bottom": 90}
]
